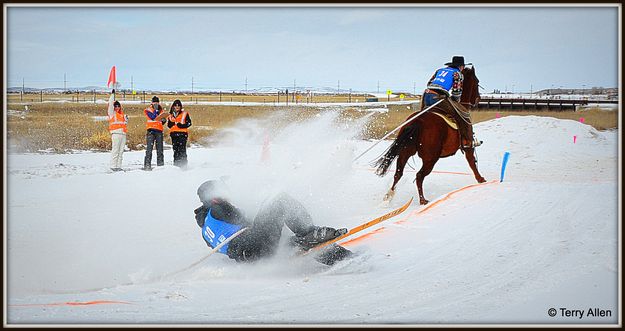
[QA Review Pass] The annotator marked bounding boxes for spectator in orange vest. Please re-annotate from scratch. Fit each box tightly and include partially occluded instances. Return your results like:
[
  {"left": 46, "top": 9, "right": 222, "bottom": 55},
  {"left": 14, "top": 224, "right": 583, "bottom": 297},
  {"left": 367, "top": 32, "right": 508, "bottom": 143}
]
[
  {"left": 167, "top": 99, "right": 192, "bottom": 168},
  {"left": 107, "top": 90, "right": 128, "bottom": 172},
  {"left": 143, "top": 96, "right": 168, "bottom": 171}
]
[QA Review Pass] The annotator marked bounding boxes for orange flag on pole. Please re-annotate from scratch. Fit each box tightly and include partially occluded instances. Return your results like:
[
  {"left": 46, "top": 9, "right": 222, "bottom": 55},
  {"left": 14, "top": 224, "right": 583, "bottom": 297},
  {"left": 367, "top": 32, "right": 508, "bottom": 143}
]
[{"left": 107, "top": 66, "right": 116, "bottom": 88}]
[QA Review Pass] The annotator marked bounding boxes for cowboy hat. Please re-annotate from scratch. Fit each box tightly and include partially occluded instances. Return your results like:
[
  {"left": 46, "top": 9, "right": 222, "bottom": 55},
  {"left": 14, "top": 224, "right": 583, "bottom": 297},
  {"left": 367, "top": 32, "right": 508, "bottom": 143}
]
[{"left": 445, "top": 56, "right": 472, "bottom": 67}]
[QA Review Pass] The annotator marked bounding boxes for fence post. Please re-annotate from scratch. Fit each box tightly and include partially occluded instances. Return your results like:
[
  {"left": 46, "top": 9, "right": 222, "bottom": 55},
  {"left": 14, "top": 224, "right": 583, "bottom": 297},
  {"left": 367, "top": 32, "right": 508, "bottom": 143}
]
[{"left": 219, "top": 91, "right": 222, "bottom": 102}]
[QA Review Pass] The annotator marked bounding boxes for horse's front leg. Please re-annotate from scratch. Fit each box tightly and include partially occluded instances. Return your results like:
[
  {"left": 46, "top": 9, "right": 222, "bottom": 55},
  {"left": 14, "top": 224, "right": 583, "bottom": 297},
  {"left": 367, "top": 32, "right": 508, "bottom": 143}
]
[
  {"left": 383, "top": 153, "right": 410, "bottom": 202},
  {"left": 464, "top": 148, "right": 486, "bottom": 183}
]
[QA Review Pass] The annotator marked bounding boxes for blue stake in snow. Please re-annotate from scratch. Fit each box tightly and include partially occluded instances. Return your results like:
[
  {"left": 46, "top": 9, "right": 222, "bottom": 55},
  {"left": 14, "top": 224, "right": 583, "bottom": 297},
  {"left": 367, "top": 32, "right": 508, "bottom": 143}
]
[{"left": 500, "top": 151, "right": 511, "bottom": 182}]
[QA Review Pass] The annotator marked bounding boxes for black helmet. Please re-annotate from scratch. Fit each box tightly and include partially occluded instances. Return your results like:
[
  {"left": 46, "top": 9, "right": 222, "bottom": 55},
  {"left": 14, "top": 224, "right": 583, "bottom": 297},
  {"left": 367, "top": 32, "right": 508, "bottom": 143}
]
[
  {"left": 113, "top": 100, "right": 121, "bottom": 108},
  {"left": 151, "top": 96, "right": 160, "bottom": 103},
  {"left": 197, "top": 180, "right": 226, "bottom": 205}
]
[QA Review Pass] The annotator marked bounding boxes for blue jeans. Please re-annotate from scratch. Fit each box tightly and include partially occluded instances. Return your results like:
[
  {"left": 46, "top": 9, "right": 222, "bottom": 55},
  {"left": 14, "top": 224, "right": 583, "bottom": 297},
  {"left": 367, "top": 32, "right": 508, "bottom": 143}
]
[
  {"left": 144, "top": 129, "right": 164, "bottom": 167},
  {"left": 423, "top": 92, "right": 439, "bottom": 107}
]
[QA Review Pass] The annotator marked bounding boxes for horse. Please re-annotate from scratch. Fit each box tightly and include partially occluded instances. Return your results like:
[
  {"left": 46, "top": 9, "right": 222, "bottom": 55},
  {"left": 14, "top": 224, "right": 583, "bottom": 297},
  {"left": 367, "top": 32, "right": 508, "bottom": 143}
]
[{"left": 374, "top": 66, "right": 486, "bottom": 205}]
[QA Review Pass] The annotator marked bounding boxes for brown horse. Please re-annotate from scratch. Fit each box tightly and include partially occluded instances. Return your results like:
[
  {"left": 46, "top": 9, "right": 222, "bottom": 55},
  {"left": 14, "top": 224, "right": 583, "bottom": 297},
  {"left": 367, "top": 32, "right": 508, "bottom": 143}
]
[{"left": 374, "top": 66, "right": 486, "bottom": 205}]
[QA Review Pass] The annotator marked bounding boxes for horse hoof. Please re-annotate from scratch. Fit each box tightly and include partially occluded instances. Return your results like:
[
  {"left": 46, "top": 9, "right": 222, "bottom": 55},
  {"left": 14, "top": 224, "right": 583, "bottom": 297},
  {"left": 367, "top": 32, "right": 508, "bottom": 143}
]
[
  {"left": 477, "top": 177, "right": 486, "bottom": 183},
  {"left": 383, "top": 191, "right": 395, "bottom": 202},
  {"left": 419, "top": 199, "right": 429, "bottom": 205}
]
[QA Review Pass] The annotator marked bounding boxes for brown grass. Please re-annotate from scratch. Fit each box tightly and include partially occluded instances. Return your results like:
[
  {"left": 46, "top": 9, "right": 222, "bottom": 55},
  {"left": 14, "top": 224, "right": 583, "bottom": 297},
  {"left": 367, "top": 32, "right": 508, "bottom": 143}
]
[
  {"left": 6, "top": 99, "right": 618, "bottom": 153},
  {"left": 7, "top": 92, "right": 418, "bottom": 104}
]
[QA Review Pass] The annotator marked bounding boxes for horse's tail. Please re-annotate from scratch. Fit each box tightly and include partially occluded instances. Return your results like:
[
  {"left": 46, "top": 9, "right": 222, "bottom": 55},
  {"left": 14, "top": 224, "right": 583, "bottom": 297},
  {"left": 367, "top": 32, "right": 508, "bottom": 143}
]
[{"left": 373, "top": 122, "right": 421, "bottom": 176}]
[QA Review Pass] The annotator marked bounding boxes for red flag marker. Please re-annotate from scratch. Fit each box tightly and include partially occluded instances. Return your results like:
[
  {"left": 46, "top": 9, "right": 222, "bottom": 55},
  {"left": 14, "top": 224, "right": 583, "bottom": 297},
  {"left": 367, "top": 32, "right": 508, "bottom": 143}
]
[
  {"left": 579, "top": 117, "right": 585, "bottom": 123},
  {"left": 573, "top": 135, "right": 577, "bottom": 144},
  {"left": 107, "top": 66, "right": 116, "bottom": 88}
]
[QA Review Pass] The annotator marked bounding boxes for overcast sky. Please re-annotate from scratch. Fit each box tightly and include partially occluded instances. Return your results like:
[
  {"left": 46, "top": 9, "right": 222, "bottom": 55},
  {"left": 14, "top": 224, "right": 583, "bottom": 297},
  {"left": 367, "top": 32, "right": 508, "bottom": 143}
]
[{"left": 5, "top": 5, "right": 620, "bottom": 93}]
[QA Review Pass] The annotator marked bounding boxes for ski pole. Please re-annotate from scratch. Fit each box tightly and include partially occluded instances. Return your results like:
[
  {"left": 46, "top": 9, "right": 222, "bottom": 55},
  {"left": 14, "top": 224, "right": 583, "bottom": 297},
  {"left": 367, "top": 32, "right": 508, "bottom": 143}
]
[{"left": 353, "top": 98, "right": 445, "bottom": 162}]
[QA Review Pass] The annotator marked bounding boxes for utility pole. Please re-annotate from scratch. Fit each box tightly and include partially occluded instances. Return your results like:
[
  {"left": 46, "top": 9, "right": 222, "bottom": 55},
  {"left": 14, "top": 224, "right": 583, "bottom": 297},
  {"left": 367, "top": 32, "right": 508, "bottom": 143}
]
[
  {"left": 293, "top": 79, "right": 296, "bottom": 92},
  {"left": 22, "top": 78, "right": 24, "bottom": 94},
  {"left": 191, "top": 76, "right": 194, "bottom": 94},
  {"left": 377, "top": 80, "right": 380, "bottom": 94},
  {"left": 245, "top": 77, "right": 248, "bottom": 93},
  {"left": 337, "top": 80, "right": 340, "bottom": 94},
  {"left": 413, "top": 82, "right": 416, "bottom": 96},
  {"left": 64, "top": 73, "right": 67, "bottom": 92}
]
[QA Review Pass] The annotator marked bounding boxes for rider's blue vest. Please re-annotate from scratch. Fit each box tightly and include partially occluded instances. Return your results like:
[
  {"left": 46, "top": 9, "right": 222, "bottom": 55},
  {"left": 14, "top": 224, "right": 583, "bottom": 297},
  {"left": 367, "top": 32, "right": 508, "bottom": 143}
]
[
  {"left": 429, "top": 67, "right": 460, "bottom": 92},
  {"left": 201, "top": 208, "right": 243, "bottom": 254}
]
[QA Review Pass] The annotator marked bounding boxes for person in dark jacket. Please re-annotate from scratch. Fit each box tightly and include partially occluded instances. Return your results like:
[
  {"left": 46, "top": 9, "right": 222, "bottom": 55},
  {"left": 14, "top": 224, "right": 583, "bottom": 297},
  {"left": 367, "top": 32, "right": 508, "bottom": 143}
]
[
  {"left": 193, "top": 180, "right": 353, "bottom": 265},
  {"left": 143, "top": 96, "right": 168, "bottom": 170},
  {"left": 167, "top": 99, "right": 192, "bottom": 168}
]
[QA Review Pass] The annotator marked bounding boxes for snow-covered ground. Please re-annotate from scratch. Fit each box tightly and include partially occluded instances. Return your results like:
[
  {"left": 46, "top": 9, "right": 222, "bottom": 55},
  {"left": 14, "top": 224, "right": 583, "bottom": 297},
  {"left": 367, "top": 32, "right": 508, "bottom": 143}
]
[{"left": 4, "top": 112, "right": 620, "bottom": 326}]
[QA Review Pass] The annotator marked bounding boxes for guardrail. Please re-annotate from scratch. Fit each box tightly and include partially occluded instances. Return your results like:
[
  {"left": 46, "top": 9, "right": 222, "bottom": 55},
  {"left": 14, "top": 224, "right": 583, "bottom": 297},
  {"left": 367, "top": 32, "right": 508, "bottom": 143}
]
[{"left": 477, "top": 97, "right": 618, "bottom": 111}]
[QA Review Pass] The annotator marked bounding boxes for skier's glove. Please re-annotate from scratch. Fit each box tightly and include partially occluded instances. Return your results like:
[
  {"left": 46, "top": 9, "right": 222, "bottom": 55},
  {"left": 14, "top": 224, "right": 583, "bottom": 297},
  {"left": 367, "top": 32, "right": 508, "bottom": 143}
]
[{"left": 194, "top": 205, "right": 208, "bottom": 227}]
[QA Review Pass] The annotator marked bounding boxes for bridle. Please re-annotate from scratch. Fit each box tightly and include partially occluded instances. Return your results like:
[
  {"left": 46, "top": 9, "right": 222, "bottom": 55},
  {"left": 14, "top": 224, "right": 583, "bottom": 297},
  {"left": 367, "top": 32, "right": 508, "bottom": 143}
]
[{"left": 460, "top": 67, "right": 481, "bottom": 108}]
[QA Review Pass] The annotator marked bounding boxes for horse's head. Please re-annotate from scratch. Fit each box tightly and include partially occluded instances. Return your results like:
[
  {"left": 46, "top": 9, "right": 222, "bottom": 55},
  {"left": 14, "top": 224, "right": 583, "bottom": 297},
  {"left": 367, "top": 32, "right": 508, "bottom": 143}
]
[{"left": 460, "top": 66, "right": 481, "bottom": 108}]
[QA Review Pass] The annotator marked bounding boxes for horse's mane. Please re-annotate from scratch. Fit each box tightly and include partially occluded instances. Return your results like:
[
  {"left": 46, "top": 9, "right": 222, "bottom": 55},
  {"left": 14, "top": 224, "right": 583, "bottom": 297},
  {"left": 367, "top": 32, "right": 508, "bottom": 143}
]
[{"left": 461, "top": 66, "right": 480, "bottom": 106}]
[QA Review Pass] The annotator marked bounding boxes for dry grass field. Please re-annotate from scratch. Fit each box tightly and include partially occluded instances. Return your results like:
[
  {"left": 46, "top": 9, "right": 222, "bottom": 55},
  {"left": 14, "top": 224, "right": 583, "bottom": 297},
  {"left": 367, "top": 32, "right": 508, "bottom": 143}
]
[
  {"left": 5, "top": 95, "right": 618, "bottom": 153},
  {"left": 7, "top": 91, "right": 417, "bottom": 105}
]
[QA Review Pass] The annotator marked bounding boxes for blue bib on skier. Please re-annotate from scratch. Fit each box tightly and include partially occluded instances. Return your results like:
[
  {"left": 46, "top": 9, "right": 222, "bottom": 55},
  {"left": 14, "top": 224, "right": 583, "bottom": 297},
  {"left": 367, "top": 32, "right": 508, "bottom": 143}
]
[
  {"left": 429, "top": 67, "right": 460, "bottom": 92},
  {"left": 202, "top": 208, "right": 243, "bottom": 254}
]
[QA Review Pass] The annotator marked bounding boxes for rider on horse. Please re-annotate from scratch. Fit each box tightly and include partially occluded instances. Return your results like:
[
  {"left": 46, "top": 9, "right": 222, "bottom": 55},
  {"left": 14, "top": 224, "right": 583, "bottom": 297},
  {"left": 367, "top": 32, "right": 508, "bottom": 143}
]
[{"left": 422, "top": 56, "right": 481, "bottom": 149}]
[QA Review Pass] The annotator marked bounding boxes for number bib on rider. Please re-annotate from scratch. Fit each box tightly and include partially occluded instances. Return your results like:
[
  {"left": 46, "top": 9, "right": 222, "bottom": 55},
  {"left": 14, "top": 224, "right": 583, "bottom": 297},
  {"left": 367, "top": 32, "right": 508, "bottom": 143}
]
[
  {"left": 202, "top": 208, "right": 243, "bottom": 254},
  {"left": 430, "top": 67, "right": 460, "bottom": 92}
]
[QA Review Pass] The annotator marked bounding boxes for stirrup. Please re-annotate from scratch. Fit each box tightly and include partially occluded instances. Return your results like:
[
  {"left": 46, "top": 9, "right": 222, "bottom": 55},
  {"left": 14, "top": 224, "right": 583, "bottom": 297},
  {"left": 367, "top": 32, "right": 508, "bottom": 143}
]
[{"left": 462, "top": 138, "right": 483, "bottom": 149}]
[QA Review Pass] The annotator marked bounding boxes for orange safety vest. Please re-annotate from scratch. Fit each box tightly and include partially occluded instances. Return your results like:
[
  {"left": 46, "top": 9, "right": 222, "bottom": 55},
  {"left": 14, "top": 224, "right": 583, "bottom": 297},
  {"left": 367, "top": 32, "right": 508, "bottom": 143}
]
[
  {"left": 108, "top": 109, "right": 127, "bottom": 133},
  {"left": 168, "top": 110, "right": 189, "bottom": 134},
  {"left": 145, "top": 106, "right": 164, "bottom": 131}
]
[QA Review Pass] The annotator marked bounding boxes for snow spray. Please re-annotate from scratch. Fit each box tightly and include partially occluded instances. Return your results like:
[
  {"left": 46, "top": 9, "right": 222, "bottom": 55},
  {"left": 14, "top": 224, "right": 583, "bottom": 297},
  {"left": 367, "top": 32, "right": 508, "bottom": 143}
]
[
  {"left": 208, "top": 111, "right": 372, "bottom": 218},
  {"left": 500, "top": 151, "right": 511, "bottom": 182},
  {"left": 261, "top": 132, "right": 271, "bottom": 163}
]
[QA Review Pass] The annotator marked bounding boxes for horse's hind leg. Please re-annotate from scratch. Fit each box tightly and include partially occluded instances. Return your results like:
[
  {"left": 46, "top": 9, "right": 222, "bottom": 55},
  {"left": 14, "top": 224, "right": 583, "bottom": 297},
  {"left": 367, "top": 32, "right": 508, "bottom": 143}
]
[
  {"left": 464, "top": 148, "right": 486, "bottom": 183},
  {"left": 416, "top": 157, "right": 439, "bottom": 205},
  {"left": 383, "top": 151, "right": 411, "bottom": 202}
]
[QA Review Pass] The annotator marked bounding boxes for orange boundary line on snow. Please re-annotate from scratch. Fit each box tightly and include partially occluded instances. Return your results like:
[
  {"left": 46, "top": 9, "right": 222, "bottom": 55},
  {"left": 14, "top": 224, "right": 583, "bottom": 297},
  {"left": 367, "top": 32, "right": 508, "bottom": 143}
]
[
  {"left": 341, "top": 180, "right": 498, "bottom": 247},
  {"left": 341, "top": 227, "right": 388, "bottom": 246},
  {"left": 9, "top": 300, "right": 132, "bottom": 308}
]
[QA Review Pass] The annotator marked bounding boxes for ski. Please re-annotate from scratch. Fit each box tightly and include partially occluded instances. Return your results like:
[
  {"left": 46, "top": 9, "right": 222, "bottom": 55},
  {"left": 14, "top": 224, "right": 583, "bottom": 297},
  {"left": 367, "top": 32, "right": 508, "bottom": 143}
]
[{"left": 302, "top": 197, "right": 413, "bottom": 256}]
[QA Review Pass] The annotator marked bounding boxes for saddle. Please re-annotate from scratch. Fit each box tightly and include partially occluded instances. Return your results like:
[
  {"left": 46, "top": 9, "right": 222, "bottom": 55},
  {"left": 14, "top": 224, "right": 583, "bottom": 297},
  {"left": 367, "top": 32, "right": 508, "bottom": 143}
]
[
  {"left": 431, "top": 112, "right": 458, "bottom": 130},
  {"left": 430, "top": 98, "right": 476, "bottom": 149}
]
